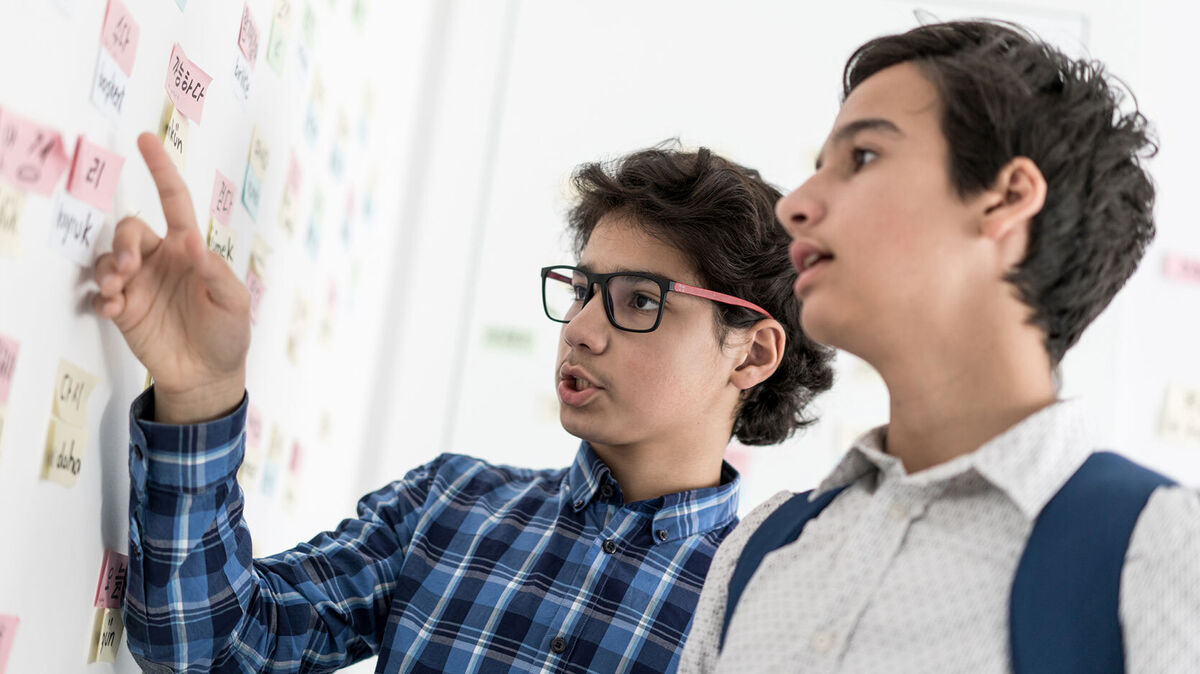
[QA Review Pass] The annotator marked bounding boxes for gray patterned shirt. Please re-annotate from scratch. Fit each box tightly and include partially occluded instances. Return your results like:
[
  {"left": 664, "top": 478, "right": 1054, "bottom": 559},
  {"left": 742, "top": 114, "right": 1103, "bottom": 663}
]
[{"left": 681, "top": 400, "right": 1200, "bottom": 673}]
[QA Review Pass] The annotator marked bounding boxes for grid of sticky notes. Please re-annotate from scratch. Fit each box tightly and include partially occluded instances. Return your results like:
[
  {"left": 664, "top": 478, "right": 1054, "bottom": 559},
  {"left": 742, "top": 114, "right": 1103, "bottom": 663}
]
[{"left": 42, "top": 359, "right": 98, "bottom": 487}]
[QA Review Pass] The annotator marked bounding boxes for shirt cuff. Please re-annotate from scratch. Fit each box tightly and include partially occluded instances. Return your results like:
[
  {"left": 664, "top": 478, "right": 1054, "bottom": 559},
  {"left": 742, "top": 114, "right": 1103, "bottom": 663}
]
[{"left": 128, "top": 385, "right": 249, "bottom": 494}]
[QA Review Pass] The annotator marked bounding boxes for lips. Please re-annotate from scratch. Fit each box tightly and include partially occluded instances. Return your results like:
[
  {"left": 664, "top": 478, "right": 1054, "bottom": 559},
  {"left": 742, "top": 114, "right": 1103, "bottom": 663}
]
[
  {"left": 558, "top": 363, "right": 604, "bottom": 407},
  {"left": 790, "top": 240, "right": 833, "bottom": 293}
]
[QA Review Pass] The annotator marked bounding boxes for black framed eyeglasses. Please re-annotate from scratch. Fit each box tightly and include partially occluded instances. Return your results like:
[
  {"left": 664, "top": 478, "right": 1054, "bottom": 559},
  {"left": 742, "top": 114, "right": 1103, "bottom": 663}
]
[{"left": 540, "top": 265, "right": 774, "bottom": 333}]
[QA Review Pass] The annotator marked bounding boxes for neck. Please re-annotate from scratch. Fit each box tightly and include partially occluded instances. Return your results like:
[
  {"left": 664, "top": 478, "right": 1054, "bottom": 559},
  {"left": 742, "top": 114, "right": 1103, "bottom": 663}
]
[
  {"left": 872, "top": 322, "right": 1057, "bottom": 474},
  {"left": 588, "top": 431, "right": 728, "bottom": 503}
]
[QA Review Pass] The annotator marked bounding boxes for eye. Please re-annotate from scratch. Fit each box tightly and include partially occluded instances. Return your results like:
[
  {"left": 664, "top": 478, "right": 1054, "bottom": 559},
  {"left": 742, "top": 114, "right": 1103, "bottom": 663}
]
[
  {"left": 631, "top": 293, "right": 662, "bottom": 312},
  {"left": 572, "top": 284, "right": 588, "bottom": 301},
  {"left": 851, "top": 147, "right": 878, "bottom": 171}
]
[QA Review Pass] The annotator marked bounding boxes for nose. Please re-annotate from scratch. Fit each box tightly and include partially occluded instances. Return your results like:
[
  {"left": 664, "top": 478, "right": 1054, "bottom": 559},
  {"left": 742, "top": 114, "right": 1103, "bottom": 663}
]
[
  {"left": 562, "top": 285, "right": 610, "bottom": 353},
  {"left": 775, "top": 177, "right": 825, "bottom": 237}
]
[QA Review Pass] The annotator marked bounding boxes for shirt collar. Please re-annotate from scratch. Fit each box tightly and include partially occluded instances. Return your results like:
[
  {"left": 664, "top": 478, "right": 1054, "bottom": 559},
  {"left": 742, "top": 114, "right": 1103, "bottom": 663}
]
[
  {"left": 564, "top": 442, "right": 741, "bottom": 543},
  {"left": 813, "top": 400, "right": 1094, "bottom": 520}
]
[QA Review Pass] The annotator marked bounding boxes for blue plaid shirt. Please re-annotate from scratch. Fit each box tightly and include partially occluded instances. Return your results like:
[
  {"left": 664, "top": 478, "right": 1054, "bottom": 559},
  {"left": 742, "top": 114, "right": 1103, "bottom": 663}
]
[{"left": 123, "top": 389, "right": 740, "bottom": 673}]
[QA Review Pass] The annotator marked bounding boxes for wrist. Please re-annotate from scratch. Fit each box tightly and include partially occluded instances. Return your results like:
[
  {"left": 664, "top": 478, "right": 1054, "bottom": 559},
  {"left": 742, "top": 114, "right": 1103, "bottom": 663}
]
[{"left": 152, "top": 374, "right": 246, "bottom": 424}]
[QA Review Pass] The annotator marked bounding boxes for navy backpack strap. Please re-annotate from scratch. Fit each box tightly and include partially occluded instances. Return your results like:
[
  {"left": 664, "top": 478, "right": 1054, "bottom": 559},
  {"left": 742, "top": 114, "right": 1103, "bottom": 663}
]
[
  {"left": 1010, "top": 451, "right": 1176, "bottom": 674},
  {"left": 720, "top": 486, "right": 847, "bottom": 650}
]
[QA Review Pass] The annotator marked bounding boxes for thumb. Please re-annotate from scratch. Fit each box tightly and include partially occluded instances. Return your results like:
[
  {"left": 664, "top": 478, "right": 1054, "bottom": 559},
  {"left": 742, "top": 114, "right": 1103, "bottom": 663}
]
[{"left": 185, "top": 228, "right": 249, "bottom": 310}]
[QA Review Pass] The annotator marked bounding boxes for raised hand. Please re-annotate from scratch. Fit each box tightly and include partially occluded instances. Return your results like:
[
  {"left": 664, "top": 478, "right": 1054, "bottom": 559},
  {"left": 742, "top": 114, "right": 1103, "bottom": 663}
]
[{"left": 93, "top": 132, "right": 250, "bottom": 424}]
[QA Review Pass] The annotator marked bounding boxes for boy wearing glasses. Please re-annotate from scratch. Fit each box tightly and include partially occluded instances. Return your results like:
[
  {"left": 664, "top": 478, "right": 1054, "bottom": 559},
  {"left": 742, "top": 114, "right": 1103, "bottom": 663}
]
[
  {"left": 93, "top": 136, "right": 833, "bottom": 672},
  {"left": 681, "top": 20, "right": 1199, "bottom": 673}
]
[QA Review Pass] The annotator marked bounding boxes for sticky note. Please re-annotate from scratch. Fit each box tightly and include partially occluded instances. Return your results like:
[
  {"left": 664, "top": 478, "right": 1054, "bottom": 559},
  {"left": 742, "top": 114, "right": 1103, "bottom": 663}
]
[
  {"left": 52, "top": 359, "right": 98, "bottom": 426},
  {"left": 246, "top": 268, "right": 265, "bottom": 325},
  {"left": 67, "top": 137, "right": 124, "bottom": 213},
  {"left": 164, "top": 43, "right": 211, "bottom": 123},
  {"left": 285, "top": 150, "right": 301, "bottom": 194},
  {"left": 43, "top": 418, "right": 88, "bottom": 486},
  {"left": 265, "top": 0, "right": 292, "bottom": 75},
  {"left": 1161, "top": 383, "right": 1200, "bottom": 447},
  {"left": 174, "top": 0, "right": 186, "bottom": 10},
  {"left": 241, "top": 163, "right": 262, "bottom": 221},
  {"left": 290, "top": 441, "right": 303, "bottom": 474},
  {"left": 49, "top": 192, "right": 105, "bottom": 266},
  {"left": 0, "top": 335, "right": 18, "bottom": 405},
  {"left": 287, "top": 296, "right": 309, "bottom": 363},
  {"left": 87, "top": 608, "right": 124, "bottom": 663},
  {"left": 249, "top": 234, "right": 271, "bottom": 277},
  {"left": 100, "top": 0, "right": 139, "bottom": 76},
  {"left": 93, "top": 550, "right": 129, "bottom": 609},
  {"left": 0, "top": 615, "right": 18, "bottom": 673},
  {"left": 238, "top": 441, "right": 263, "bottom": 487},
  {"left": 238, "top": 3, "right": 260, "bottom": 66},
  {"left": 246, "top": 404, "right": 263, "bottom": 448},
  {"left": 159, "top": 101, "right": 188, "bottom": 172},
  {"left": 231, "top": 50, "right": 253, "bottom": 108},
  {"left": 1164, "top": 253, "right": 1200, "bottom": 286},
  {"left": 0, "top": 110, "right": 70, "bottom": 197},
  {"left": 206, "top": 218, "right": 236, "bottom": 267},
  {"left": 209, "top": 171, "right": 235, "bottom": 226},
  {"left": 278, "top": 189, "right": 297, "bottom": 238},
  {"left": 248, "top": 127, "right": 270, "bottom": 179},
  {"left": 91, "top": 47, "right": 129, "bottom": 121},
  {"left": 0, "top": 180, "right": 24, "bottom": 255}
]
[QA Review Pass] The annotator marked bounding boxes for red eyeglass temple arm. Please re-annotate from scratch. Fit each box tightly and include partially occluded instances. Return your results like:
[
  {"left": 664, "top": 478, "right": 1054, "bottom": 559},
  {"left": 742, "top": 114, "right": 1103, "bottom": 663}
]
[{"left": 671, "top": 282, "right": 775, "bottom": 321}]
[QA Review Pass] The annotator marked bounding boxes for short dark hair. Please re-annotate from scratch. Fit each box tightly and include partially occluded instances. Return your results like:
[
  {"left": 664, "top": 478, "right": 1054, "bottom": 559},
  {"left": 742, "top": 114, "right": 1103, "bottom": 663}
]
[
  {"left": 844, "top": 20, "right": 1157, "bottom": 364},
  {"left": 566, "top": 143, "right": 835, "bottom": 446}
]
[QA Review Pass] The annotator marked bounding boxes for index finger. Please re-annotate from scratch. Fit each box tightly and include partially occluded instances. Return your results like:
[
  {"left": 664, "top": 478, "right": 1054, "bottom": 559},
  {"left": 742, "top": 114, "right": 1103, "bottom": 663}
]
[{"left": 137, "top": 131, "right": 197, "bottom": 234}]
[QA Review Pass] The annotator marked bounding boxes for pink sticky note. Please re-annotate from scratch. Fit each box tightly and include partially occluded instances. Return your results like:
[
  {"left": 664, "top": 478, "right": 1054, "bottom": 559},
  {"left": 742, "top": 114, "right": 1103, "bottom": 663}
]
[
  {"left": 290, "top": 441, "right": 303, "bottom": 474},
  {"left": 93, "top": 550, "right": 130, "bottom": 609},
  {"left": 238, "top": 3, "right": 259, "bottom": 66},
  {"left": 164, "top": 43, "right": 212, "bottom": 123},
  {"left": 0, "top": 614, "right": 18, "bottom": 673},
  {"left": 0, "top": 334, "right": 16, "bottom": 405},
  {"left": 100, "top": 0, "right": 139, "bottom": 76},
  {"left": 0, "top": 109, "right": 70, "bottom": 197},
  {"left": 246, "top": 404, "right": 263, "bottom": 448},
  {"left": 285, "top": 150, "right": 301, "bottom": 194},
  {"left": 67, "top": 137, "right": 125, "bottom": 213},
  {"left": 1165, "top": 253, "right": 1200, "bottom": 286},
  {"left": 246, "top": 268, "right": 266, "bottom": 325},
  {"left": 210, "top": 170, "right": 236, "bottom": 226}
]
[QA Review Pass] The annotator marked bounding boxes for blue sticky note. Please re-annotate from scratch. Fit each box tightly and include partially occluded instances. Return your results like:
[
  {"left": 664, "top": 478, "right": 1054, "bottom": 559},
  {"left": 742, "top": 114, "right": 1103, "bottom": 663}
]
[{"left": 241, "top": 163, "right": 262, "bottom": 221}]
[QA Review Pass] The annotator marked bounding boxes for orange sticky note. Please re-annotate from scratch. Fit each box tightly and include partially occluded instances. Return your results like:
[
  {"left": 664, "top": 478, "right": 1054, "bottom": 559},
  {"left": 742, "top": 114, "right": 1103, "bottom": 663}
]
[
  {"left": 67, "top": 137, "right": 124, "bottom": 213},
  {"left": 210, "top": 170, "right": 235, "bottom": 226},
  {"left": 0, "top": 614, "right": 18, "bottom": 673},
  {"left": 164, "top": 43, "right": 211, "bottom": 123},
  {"left": 0, "top": 109, "right": 70, "bottom": 197},
  {"left": 93, "top": 550, "right": 129, "bottom": 609},
  {"left": 100, "top": 0, "right": 139, "bottom": 76},
  {"left": 238, "top": 3, "right": 260, "bottom": 66}
]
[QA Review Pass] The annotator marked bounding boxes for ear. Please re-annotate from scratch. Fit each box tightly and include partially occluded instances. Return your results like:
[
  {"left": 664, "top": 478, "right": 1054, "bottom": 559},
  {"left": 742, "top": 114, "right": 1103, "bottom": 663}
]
[
  {"left": 729, "top": 319, "right": 786, "bottom": 391},
  {"left": 978, "top": 156, "right": 1047, "bottom": 268}
]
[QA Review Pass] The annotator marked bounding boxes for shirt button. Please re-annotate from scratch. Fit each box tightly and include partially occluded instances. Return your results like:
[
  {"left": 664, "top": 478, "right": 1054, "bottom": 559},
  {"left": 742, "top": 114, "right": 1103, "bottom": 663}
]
[
  {"left": 810, "top": 630, "right": 834, "bottom": 654},
  {"left": 889, "top": 502, "right": 908, "bottom": 521},
  {"left": 133, "top": 445, "right": 144, "bottom": 461},
  {"left": 573, "top": 499, "right": 584, "bottom": 509},
  {"left": 600, "top": 484, "right": 614, "bottom": 499},
  {"left": 602, "top": 539, "right": 617, "bottom": 554},
  {"left": 550, "top": 636, "right": 568, "bottom": 653},
  {"left": 656, "top": 529, "right": 668, "bottom": 542}
]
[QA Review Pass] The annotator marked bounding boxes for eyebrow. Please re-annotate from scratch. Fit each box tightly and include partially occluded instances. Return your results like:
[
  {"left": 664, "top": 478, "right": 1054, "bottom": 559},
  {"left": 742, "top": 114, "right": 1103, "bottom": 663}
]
[{"left": 815, "top": 117, "right": 904, "bottom": 170}]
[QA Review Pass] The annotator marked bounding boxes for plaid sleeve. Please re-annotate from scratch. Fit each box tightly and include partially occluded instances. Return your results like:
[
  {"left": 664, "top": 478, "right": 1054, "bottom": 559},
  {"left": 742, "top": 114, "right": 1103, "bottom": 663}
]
[{"left": 123, "top": 387, "right": 435, "bottom": 673}]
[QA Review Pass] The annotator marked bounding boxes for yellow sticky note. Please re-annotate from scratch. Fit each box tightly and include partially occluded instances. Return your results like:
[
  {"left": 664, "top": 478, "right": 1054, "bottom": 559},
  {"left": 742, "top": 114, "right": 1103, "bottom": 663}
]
[
  {"left": 248, "top": 126, "right": 270, "bottom": 180},
  {"left": 52, "top": 359, "right": 98, "bottom": 427},
  {"left": 87, "top": 608, "right": 124, "bottom": 663},
  {"left": 0, "top": 179, "right": 25, "bottom": 256},
  {"left": 286, "top": 295, "right": 309, "bottom": 364},
  {"left": 238, "top": 442, "right": 264, "bottom": 489},
  {"left": 159, "top": 102, "right": 189, "bottom": 172},
  {"left": 249, "top": 234, "right": 272, "bottom": 278},
  {"left": 206, "top": 218, "right": 237, "bottom": 267},
  {"left": 143, "top": 369, "right": 153, "bottom": 391},
  {"left": 43, "top": 418, "right": 87, "bottom": 487},
  {"left": 278, "top": 189, "right": 297, "bottom": 238}
]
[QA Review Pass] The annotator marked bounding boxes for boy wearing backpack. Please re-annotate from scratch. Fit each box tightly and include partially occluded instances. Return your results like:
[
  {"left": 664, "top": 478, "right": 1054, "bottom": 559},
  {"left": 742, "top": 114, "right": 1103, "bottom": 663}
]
[{"left": 681, "top": 20, "right": 1199, "bottom": 673}]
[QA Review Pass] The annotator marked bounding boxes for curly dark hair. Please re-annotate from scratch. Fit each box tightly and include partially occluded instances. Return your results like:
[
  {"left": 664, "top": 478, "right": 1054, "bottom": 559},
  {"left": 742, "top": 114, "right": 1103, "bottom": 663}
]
[
  {"left": 566, "top": 143, "right": 835, "bottom": 445},
  {"left": 844, "top": 20, "right": 1157, "bottom": 365}
]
